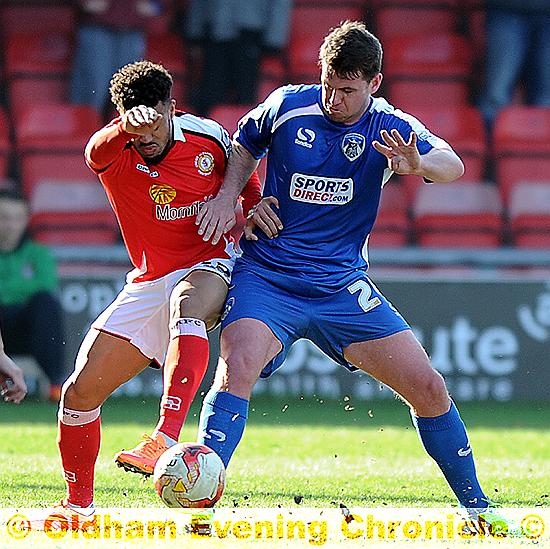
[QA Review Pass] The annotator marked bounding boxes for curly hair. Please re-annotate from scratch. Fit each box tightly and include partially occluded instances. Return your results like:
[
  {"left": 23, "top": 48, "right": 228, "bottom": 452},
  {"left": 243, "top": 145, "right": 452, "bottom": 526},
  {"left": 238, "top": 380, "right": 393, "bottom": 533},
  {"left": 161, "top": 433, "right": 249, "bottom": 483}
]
[
  {"left": 109, "top": 60, "right": 173, "bottom": 112},
  {"left": 319, "top": 20, "right": 382, "bottom": 82}
]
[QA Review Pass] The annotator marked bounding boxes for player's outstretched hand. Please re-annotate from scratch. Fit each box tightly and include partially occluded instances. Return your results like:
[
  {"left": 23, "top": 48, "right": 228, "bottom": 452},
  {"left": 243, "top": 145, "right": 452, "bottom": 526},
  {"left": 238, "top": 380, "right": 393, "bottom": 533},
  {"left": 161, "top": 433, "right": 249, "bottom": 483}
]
[
  {"left": 244, "top": 197, "right": 283, "bottom": 241},
  {"left": 121, "top": 105, "right": 163, "bottom": 135},
  {"left": 372, "top": 129, "right": 421, "bottom": 175},
  {"left": 196, "top": 195, "right": 237, "bottom": 245},
  {"left": 0, "top": 355, "right": 27, "bottom": 404}
]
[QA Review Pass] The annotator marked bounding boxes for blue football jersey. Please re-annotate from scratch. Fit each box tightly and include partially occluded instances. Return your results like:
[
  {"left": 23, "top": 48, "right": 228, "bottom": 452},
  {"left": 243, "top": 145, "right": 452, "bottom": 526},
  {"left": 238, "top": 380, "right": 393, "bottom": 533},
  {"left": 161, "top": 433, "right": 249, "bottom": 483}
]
[{"left": 236, "top": 84, "right": 448, "bottom": 292}]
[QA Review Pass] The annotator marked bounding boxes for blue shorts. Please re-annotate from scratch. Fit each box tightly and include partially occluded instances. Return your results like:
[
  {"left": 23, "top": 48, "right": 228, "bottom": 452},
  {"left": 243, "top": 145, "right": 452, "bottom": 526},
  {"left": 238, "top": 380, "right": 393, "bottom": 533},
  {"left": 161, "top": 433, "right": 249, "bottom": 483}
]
[{"left": 221, "top": 261, "right": 410, "bottom": 378}]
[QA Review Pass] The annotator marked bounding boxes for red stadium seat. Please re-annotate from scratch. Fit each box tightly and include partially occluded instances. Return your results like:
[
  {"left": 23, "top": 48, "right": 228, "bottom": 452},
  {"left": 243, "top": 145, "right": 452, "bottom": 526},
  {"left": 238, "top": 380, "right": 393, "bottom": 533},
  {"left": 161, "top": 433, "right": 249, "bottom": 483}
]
[
  {"left": 5, "top": 32, "right": 73, "bottom": 79},
  {"left": 369, "top": 182, "right": 410, "bottom": 247},
  {"left": 29, "top": 179, "right": 119, "bottom": 246},
  {"left": 508, "top": 182, "right": 550, "bottom": 248},
  {"left": 287, "top": 5, "right": 365, "bottom": 81},
  {"left": 374, "top": 5, "right": 460, "bottom": 42},
  {"left": 8, "top": 77, "right": 68, "bottom": 118},
  {"left": 384, "top": 32, "right": 473, "bottom": 108},
  {"left": 0, "top": 4, "right": 75, "bottom": 36},
  {"left": 412, "top": 181, "right": 504, "bottom": 247},
  {"left": 412, "top": 105, "right": 488, "bottom": 181},
  {"left": 14, "top": 103, "right": 101, "bottom": 152},
  {"left": 20, "top": 153, "right": 95, "bottom": 199},
  {"left": 492, "top": 106, "right": 550, "bottom": 205},
  {"left": 0, "top": 107, "right": 11, "bottom": 178},
  {"left": 207, "top": 103, "right": 254, "bottom": 134}
]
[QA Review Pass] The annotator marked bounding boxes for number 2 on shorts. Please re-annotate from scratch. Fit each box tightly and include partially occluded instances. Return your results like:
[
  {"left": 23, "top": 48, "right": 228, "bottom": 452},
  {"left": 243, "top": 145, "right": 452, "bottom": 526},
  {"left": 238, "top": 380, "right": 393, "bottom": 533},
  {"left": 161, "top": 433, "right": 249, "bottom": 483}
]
[{"left": 347, "top": 279, "right": 382, "bottom": 313}]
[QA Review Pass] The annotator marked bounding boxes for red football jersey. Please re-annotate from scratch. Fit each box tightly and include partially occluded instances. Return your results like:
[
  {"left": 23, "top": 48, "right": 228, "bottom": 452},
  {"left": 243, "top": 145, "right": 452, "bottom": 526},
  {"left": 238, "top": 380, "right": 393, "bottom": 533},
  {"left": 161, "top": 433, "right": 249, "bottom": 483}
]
[{"left": 85, "top": 112, "right": 261, "bottom": 282}]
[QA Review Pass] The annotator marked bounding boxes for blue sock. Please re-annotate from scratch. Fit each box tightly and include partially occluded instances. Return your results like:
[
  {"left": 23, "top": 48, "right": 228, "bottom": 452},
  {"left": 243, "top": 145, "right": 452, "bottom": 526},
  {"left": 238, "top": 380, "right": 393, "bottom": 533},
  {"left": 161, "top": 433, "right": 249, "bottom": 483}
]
[
  {"left": 198, "top": 390, "right": 249, "bottom": 468},
  {"left": 411, "top": 401, "right": 488, "bottom": 508}
]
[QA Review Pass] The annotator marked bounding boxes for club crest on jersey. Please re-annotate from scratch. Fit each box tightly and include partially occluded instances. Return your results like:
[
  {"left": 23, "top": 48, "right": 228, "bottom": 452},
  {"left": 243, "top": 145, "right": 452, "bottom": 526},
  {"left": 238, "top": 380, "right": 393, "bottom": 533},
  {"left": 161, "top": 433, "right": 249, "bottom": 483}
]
[
  {"left": 295, "top": 127, "right": 316, "bottom": 149},
  {"left": 341, "top": 133, "right": 366, "bottom": 161},
  {"left": 195, "top": 152, "right": 215, "bottom": 175},
  {"left": 149, "top": 183, "right": 177, "bottom": 204}
]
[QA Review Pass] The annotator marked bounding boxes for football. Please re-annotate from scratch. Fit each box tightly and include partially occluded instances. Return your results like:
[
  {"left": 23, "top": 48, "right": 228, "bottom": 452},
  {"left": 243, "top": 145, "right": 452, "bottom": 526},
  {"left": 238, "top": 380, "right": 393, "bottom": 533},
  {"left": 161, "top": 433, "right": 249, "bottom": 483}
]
[{"left": 153, "top": 442, "right": 225, "bottom": 508}]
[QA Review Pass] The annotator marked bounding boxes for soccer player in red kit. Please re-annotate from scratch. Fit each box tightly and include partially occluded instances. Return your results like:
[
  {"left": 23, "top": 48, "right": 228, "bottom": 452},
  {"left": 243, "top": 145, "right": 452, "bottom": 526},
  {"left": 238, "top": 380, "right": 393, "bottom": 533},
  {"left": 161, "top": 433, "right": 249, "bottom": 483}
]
[{"left": 55, "top": 60, "right": 261, "bottom": 516}]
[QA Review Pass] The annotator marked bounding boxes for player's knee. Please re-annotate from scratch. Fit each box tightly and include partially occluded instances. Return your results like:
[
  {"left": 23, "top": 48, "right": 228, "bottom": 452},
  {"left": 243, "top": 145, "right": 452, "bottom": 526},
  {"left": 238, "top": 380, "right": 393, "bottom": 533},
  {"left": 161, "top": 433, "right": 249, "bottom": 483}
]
[
  {"left": 413, "top": 370, "right": 449, "bottom": 414},
  {"left": 62, "top": 377, "right": 103, "bottom": 410},
  {"left": 222, "top": 351, "right": 258, "bottom": 397}
]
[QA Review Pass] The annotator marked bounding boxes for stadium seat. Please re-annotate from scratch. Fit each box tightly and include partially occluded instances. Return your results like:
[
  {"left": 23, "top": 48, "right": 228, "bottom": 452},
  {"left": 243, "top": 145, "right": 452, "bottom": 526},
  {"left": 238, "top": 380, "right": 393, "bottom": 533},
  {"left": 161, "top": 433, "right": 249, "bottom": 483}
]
[
  {"left": 369, "top": 182, "right": 410, "bottom": 247},
  {"left": 8, "top": 77, "right": 68, "bottom": 118},
  {"left": 492, "top": 106, "right": 550, "bottom": 206},
  {"left": 412, "top": 105, "right": 488, "bottom": 181},
  {"left": 14, "top": 103, "right": 101, "bottom": 152},
  {"left": 0, "top": 4, "right": 75, "bottom": 36},
  {"left": 287, "top": 5, "right": 365, "bottom": 81},
  {"left": 0, "top": 107, "right": 11, "bottom": 178},
  {"left": 20, "top": 153, "right": 95, "bottom": 199},
  {"left": 508, "top": 182, "right": 550, "bottom": 248},
  {"left": 5, "top": 31, "right": 73, "bottom": 79},
  {"left": 29, "top": 179, "right": 119, "bottom": 246},
  {"left": 412, "top": 181, "right": 504, "bottom": 247},
  {"left": 207, "top": 103, "right": 254, "bottom": 134},
  {"left": 374, "top": 5, "right": 460, "bottom": 42},
  {"left": 384, "top": 32, "right": 473, "bottom": 108}
]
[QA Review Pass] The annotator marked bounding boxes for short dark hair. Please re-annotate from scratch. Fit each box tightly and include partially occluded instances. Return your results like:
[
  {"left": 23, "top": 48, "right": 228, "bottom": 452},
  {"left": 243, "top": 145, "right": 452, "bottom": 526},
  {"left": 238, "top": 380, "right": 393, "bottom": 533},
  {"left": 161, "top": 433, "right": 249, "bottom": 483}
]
[
  {"left": 319, "top": 20, "right": 383, "bottom": 81},
  {"left": 109, "top": 60, "right": 173, "bottom": 112}
]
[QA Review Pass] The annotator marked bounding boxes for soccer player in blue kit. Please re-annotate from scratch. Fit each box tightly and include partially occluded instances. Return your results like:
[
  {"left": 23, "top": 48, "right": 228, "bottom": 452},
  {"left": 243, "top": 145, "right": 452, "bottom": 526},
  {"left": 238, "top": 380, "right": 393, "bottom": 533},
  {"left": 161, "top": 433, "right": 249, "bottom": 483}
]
[{"left": 196, "top": 21, "right": 519, "bottom": 534}]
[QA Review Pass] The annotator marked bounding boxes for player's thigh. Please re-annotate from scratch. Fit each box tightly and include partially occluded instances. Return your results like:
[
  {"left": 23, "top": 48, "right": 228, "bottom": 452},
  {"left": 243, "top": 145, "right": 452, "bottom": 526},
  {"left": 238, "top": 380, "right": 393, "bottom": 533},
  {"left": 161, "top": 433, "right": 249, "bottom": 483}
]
[
  {"left": 344, "top": 331, "right": 449, "bottom": 415},
  {"left": 215, "top": 318, "right": 282, "bottom": 397},
  {"left": 170, "top": 270, "right": 228, "bottom": 329},
  {"left": 64, "top": 330, "right": 151, "bottom": 409}
]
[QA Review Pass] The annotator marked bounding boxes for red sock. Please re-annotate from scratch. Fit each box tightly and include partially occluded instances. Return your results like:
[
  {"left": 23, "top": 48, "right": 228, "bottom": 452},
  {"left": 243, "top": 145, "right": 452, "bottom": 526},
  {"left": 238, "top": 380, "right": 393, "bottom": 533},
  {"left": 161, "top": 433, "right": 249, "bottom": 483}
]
[
  {"left": 155, "top": 318, "right": 209, "bottom": 441},
  {"left": 57, "top": 407, "right": 101, "bottom": 507}
]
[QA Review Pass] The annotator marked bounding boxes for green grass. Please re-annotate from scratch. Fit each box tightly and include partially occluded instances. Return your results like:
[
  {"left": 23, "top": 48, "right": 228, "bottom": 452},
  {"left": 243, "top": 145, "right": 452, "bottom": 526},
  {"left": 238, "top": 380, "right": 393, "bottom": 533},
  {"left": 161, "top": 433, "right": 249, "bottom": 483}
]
[{"left": 0, "top": 396, "right": 549, "bottom": 509}]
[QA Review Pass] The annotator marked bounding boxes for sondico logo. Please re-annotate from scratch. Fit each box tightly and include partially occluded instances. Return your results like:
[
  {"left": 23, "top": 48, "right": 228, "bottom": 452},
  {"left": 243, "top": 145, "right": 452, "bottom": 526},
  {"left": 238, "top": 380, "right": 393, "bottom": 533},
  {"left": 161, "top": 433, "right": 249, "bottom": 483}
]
[
  {"left": 290, "top": 173, "right": 353, "bottom": 205},
  {"left": 295, "top": 127, "right": 316, "bottom": 148}
]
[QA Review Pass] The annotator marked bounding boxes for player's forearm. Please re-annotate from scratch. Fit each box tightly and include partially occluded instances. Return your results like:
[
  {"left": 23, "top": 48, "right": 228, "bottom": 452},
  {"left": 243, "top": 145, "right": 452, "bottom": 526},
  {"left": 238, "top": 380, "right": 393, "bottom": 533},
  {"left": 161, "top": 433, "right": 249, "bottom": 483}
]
[
  {"left": 418, "top": 147, "right": 464, "bottom": 183},
  {"left": 217, "top": 142, "right": 260, "bottom": 205},
  {"left": 85, "top": 120, "right": 134, "bottom": 171}
]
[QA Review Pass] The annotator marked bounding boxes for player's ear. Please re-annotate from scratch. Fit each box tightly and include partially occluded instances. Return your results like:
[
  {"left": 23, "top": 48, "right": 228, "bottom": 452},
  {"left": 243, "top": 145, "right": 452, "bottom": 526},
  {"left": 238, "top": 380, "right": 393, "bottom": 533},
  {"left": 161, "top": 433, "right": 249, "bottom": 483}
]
[
  {"left": 369, "top": 73, "right": 383, "bottom": 95},
  {"left": 169, "top": 99, "right": 176, "bottom": 115}
]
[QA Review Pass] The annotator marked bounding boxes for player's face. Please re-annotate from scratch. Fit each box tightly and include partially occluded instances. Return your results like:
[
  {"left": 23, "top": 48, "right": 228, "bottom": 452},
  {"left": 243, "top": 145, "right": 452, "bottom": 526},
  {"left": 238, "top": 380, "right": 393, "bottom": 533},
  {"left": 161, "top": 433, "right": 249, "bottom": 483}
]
[
  {"left": 132, "top": 100, "right": 176, "bottom": 161},
  {"left": 320, "top": 64, "right": 382, "bottom": 125}
]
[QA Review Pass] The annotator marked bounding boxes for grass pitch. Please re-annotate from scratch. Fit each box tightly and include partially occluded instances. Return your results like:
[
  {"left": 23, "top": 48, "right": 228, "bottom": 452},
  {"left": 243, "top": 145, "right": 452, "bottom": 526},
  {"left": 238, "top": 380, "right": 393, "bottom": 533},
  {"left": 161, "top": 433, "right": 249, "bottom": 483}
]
[{"left": 0, "top": 396, "right": 548, "bottom": 509}]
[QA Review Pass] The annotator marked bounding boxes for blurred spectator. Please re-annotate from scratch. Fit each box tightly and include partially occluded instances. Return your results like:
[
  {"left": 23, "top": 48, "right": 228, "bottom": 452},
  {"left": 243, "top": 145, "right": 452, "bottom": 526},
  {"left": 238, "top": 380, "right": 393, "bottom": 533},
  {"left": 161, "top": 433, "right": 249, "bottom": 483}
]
[
  {"left": 70, "top": 0, "right": 167, "bottom": 118},
  {"left": 477, "top": 0, "right": 550, "bottom": 132},
  {"left": 184, "top": 0, "right": 292, "bottom": 116},
  {"left": 0, "top": 189, "right": 66, "bottom": 402}
]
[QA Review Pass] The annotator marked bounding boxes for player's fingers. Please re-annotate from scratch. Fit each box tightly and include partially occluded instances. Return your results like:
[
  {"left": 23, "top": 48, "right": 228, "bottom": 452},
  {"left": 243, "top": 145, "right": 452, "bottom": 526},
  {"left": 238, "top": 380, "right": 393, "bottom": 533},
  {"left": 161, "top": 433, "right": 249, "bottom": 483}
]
[
  {"left": 372, "top": 140, "right": 392, "bottom": 156},
  {"left": 243, "top": 224, "right": 258, "bottom": 241},
  {"left": 390, "top": 129, "right": 407, "bottom": 147},
  {"left": 379, "top": 129, "right": 398, "bottom": 147},
  {"left": 408, "top": 132, "right": 418, "bottom": 148}
]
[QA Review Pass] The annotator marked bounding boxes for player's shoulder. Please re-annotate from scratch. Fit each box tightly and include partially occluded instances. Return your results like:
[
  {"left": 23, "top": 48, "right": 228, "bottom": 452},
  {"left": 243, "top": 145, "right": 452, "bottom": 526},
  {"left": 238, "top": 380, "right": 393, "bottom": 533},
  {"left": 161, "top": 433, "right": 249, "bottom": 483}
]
[
  {"left": 262, "top": 84, "right": 320, "bottom": 114},
  {"left": 370, "top": 96, "right": 420, "bottom": 124},
  {"left": 173, "top": 111, "right": 231, "bottom": 153}
]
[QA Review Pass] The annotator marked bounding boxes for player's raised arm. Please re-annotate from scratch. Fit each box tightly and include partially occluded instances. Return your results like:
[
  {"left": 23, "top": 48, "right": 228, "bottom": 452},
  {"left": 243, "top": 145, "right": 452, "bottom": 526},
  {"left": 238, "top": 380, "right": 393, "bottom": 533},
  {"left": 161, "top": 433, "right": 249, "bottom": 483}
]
[
  {"left": 197, "top": 141, "right": 260, "bottom": 245},
  {"left": 373, "top": 129, "right": 464, "bottom": 183}
]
